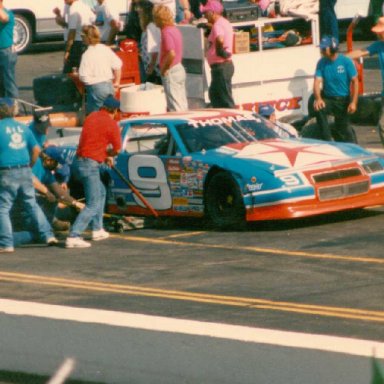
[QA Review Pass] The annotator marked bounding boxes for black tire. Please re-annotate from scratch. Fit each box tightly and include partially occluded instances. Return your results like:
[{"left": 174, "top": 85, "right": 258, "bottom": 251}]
[
  {"left": 13, "top": 14, "right": 33, "bottom": 54},
  {"left": 379, "top": 124, "right": 384, "bottom": 147},
  {"left": 206, "top": 172, "right": 246, "bottom": 229}
]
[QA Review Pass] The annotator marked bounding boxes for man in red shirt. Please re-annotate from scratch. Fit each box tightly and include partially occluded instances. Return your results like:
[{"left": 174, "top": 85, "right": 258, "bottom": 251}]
[{"left": 66, "top": 95, "right": 122, "bottom": 248}]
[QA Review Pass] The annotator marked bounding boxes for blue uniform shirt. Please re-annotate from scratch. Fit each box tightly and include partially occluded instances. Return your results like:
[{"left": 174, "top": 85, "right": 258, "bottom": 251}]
[
  {"left": 0, "top": 118, "right": 38, "bottom": 167},
  {"left": 0, "top": 9, "right": 15, "bottom": 49},
  {"left": 29, "top": 122, "right": 47, "bottom": 147},
  {"left": 29, "top": 121, "right": 48, "bottom": 181},
  {"left": 367, "top": 41, "right": 384, "bottom": 96},
  {"left": 315, "top": 54, "right": 357, "bottom": 97}
]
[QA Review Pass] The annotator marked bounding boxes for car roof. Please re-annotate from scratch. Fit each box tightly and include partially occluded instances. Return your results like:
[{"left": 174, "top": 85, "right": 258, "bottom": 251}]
[{"left": 121, "top": 108, "right": 257, "bottom": 124}]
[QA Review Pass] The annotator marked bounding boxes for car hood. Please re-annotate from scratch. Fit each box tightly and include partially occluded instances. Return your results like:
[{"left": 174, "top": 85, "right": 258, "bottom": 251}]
[{"left": 199, "top": 138, "right": 376, "bottom": 174}]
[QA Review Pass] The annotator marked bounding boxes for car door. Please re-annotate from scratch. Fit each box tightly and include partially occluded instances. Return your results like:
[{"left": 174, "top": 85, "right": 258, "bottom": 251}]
[{"left": 109, "top": 122, "right": 177, "bottom": 215}]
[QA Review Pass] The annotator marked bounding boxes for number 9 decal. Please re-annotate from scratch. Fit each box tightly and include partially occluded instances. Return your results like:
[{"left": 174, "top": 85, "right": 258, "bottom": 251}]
[
  {"left": 128, "top": 155, "right": 172, "bottom": 210},
  {"left": 279, "top": 175, "right": 300, "bottom": 186}
]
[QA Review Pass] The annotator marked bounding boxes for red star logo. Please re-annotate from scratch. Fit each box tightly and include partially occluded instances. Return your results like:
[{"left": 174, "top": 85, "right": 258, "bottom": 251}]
[{"left": 232, "top": 140, "right": 348, "bottom": 168}]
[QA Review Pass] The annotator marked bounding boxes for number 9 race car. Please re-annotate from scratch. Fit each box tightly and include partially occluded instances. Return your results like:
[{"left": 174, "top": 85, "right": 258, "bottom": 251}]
[{"left": 63, "top": 109, "right": 384, "bottom": 229}]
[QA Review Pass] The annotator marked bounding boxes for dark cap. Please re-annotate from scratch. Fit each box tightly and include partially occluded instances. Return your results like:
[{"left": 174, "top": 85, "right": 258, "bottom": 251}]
[
  {"left": 258, "top": 104, "right": 275, "bottom": 117},
  {"left": 102, "top": 95, "right": 120, "bottom": 110},
  {"left": 33, "top": 109, "right": 51, "bottom": 130}
]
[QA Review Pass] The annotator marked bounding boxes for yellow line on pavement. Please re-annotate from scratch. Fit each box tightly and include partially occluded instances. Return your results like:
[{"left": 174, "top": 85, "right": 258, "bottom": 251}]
[
  {"left": 0, "top": 271, "right": 383, "bottom": 323},
  {"left": 161, "top": 231, "right": 206, "bottom": 239},
  {"left": 112, "top": 234, "right": 384, "bottom": 265}
]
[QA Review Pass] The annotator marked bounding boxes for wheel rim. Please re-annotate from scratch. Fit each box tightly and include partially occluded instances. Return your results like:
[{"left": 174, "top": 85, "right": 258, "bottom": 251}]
[{"left": 13, "top": 18, "right": 30, "bottom": 52}]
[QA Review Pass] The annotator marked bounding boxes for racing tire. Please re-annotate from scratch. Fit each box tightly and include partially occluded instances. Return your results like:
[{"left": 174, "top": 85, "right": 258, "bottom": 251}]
[
  {"left": 13, "top": 14, "right": 32, "bottom": 54},
  {"left": 206, "top": 172, "right": 246, "bottom": 230},
  {"left": 379, "top": 125, "right": 384, "bottom": 147}
]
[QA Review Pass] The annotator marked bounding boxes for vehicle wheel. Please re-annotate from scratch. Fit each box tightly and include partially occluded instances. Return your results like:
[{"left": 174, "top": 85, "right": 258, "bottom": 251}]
[
  {"left": 13, "top": 14, "right": 32, "bottom": 54},
  {"left": 379, "top": 124, "right": 384, "bottom": 147},
  {"left": 206, "top": 172, "right": 246, "bottom": 229}
]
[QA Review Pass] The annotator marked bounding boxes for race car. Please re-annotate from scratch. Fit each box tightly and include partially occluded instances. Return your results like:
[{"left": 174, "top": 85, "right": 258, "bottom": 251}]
[{"left": 100, "top": 109, "right": 384, "bottom": 228}]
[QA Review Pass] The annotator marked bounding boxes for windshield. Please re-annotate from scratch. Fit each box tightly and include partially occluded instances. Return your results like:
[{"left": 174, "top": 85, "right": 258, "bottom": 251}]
[{"left": 176, "top": 116, "right": 279, "bottom": 153}]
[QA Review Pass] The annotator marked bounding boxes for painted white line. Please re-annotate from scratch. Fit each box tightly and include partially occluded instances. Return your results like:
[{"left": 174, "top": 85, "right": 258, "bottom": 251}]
[
  {"left": 46, "top": 358, "right": 76, "bottom": 384},
  {"left": 0, "top": 299, "right": 383, "bottom": 358}
]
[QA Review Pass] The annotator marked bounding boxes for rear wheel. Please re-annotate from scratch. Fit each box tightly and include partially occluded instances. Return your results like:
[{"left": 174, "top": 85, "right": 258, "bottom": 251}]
[
  {"left": 13, "top": 14, "right": 32, "bottom": 53},
  {"left": 206, "top": 172, "right": 246, "bottom": 229}
]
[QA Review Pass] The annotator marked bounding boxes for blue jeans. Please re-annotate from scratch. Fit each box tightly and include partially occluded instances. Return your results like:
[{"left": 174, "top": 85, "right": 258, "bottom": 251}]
[
  {"left": 0, "top": 47, "right": 18, "bottom": 98},
  {"left": 69, "top": 157, "right": 106, "bottom": 237},
  {"left": 162, "top": 63, "right": 188, "bottom": 112},
  {"left": 85, "top": 81, "right": 114, "bottom": 115},
  {"left": 0, "top": 167, "right": 53, "bottom": 248}
]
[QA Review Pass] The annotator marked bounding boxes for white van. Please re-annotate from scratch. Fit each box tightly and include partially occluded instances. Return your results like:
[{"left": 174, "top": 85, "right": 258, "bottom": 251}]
[{"left": 7, "top": 0, "right": 129, "bottom": 53}]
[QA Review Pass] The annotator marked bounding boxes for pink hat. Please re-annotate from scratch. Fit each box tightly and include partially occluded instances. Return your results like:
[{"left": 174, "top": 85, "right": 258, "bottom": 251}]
[
  {"left": 372, "top": 17, "right": 384, "bottom": 33},
  {"left": 200, "top": 0, "right": 224, "bottom": 14}
]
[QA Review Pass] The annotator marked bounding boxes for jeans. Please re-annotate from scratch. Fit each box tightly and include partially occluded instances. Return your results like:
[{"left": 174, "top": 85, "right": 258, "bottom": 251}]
[
  {"left": 319, "top": 0, "right": 339, "bottom": 40},
  {"left": 162, "top": 63, "right": 188, "bottom": 111},
  {"left": 209, "top": 61, "right": 235, "bottom": 108},
  {"left": 85, "top": 81, "right": 114, "bottom": 115},
  {"left": 0, "top": 167, "right": 53, "bottom": 248},
  {"left": 0, "top": 47, "right": 18, "bottom": 98},
  {"left": 314, "top": 95, "right": 356, "bottom": 143},
  {"left": 69, "top": 157, "right": 106, "bottom": 237}
]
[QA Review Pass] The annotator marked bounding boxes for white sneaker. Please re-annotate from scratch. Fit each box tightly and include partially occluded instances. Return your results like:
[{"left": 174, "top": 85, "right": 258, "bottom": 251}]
[
  {"left": 46, "top": 237, "right": 59, "bottom": 246},
  {"left": 92, "top": 229, "right": 110, "bottom": 241},
  {"left": 65, "top": 237, "right": 91, "bottom": 248},
  {"left": 0, "top": 247, "right": 14, "bottom": 253}
]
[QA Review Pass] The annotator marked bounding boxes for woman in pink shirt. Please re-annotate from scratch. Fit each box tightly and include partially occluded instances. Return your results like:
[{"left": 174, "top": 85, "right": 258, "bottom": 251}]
[{"left": 153, "top": 5, "right": 188, "bottom": 111}]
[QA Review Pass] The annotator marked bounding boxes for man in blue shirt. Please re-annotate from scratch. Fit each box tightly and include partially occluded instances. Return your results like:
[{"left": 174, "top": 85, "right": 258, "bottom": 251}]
[
  {"left": 347, "top": 17, "right": 384, "bottom": 145},
  {"left": 0, "top": 0, "right": 18, "bottom": 98},
  {"left": 37, "top": 146, "right": 84, "bottom": 230},
  {"left": 313, "top": 36, "right": 358, "bottom": 142},
  {"left": 0, "top": 98, "right": 57, "bottom": 252}
]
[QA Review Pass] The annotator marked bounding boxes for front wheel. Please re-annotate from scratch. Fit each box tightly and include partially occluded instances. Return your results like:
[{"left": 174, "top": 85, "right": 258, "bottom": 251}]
[
  {"left": 13, "top": 14, "right": 32, "bottom": 53},
  {"left": 205, "top": 172, "right": 246, "bottom": 229}
]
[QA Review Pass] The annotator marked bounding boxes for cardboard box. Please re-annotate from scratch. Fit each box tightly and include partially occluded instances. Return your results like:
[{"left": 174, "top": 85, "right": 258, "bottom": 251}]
[{"left": 233, "top": 31, "right": 250, "bottom": 54}]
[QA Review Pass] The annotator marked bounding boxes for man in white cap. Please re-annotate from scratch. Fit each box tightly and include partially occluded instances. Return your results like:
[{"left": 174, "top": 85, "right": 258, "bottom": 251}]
[{"left": 347, "top": 17, "right": 384, "bottom": 143}]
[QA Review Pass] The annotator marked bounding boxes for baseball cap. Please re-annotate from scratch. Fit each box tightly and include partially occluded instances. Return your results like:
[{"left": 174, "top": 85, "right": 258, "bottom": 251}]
[
  {"left": 319, "top": 36, "right": 338, "bottom": 50},
  {"left": 0, "top": 97, "right": 16, "bottom": 108},
  {"left": 33, "top": 109, "right": 51, "bottom": 130},
  {"left": 372, "top": 17, "right": 384, "bottom": 33},
  {"left": 43, "top": 146, "right": 66, "bottom": 165},
  {"left": 102, "top": 95, "right": 120, "bottom": 109},
  {"left": 200, "top": 0, "right": 223, "bottom": 14},
  {"left": 258, "top": 104, "right": 275, "bottom": 117}
]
